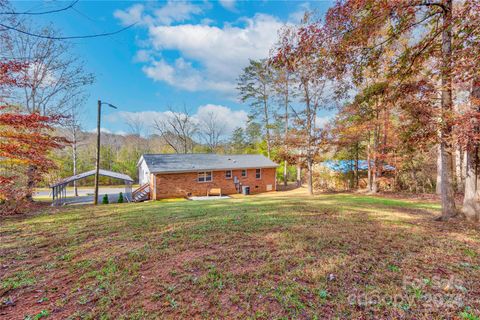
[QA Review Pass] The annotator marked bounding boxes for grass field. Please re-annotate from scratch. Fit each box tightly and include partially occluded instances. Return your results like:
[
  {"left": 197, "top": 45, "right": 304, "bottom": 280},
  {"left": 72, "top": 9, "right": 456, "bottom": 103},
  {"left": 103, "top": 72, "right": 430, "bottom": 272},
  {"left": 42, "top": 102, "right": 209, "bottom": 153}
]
[{"left": 1, "top": 189, "right": 479, "bottom": 319}]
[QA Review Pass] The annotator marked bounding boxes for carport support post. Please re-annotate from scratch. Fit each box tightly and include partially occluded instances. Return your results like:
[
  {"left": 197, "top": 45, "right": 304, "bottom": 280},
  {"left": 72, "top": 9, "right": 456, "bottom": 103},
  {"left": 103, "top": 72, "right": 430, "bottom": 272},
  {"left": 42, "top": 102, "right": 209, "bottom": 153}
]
[{"left": 94, "top": 100, "right": 101, "bottom": 205}]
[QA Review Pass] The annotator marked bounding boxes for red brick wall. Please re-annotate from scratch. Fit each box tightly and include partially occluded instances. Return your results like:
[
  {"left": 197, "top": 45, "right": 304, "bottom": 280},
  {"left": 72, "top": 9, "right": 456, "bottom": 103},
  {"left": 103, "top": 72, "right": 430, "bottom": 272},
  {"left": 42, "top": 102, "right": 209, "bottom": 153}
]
[{"left": 151, "top": 168, "right": 276, "bottom": 199}]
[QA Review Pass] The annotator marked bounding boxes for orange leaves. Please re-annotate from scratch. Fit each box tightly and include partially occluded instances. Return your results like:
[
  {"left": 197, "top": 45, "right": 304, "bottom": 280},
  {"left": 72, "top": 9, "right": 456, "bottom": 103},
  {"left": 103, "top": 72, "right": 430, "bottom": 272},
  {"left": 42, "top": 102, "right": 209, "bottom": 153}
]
[
  {"left": 0, "top": 61, "right": 66, "bottom": 213},
  {"left": 0, "top": 107, "right": 66, "bottom": 169}
]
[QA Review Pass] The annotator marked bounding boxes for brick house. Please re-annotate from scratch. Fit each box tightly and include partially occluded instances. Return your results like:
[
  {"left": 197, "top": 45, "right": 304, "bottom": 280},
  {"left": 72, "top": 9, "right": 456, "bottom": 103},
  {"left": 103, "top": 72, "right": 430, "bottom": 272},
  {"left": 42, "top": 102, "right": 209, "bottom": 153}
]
[{"left": 136, "top": 154, "right": 278, "bottom": 200}]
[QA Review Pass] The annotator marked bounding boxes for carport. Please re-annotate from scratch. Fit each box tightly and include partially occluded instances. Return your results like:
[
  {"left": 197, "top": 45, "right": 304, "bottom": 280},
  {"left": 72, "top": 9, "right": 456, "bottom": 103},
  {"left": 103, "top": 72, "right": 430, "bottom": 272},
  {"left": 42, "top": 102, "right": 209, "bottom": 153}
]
[{"left": 50, "top": 169, "right": 134, "bottom": 206}]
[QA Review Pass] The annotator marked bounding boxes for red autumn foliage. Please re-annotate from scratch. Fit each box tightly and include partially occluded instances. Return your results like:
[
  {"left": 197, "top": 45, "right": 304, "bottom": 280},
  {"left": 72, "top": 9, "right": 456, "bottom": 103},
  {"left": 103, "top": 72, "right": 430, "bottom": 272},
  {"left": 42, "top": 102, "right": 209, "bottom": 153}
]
[{"left": 0, "top": 60, "right": 66, "bottom": 215}]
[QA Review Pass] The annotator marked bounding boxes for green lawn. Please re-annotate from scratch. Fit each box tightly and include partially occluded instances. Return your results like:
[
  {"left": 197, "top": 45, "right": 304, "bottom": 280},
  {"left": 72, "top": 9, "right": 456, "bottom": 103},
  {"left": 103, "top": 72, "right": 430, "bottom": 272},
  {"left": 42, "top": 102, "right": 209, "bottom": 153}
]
[{"left": 1, "top": 190, "right": 479, "bottom": 319}]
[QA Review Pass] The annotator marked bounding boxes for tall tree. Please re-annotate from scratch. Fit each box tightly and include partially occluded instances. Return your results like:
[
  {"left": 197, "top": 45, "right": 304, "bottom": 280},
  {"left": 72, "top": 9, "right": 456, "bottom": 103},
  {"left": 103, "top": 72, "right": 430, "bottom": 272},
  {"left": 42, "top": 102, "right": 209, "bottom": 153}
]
[
  {"left": 459, "top": 78, "right": 480, "bottom": 221},
  {"left": 230, "top": 127, "right": 246, "bottom": 154},
  {"left": 323, "top": 0, "right": 480, "bottom": 219},
  {"left": 4, "top": 23, "right": 94, "bottom": 116},
  {"left": 2, "top": 22, "right": 93, "bottom": 199},
  {"left": 437, "top": 0, "right": 456, "bottom": 219},
  {"left": 0, "top": 61, "right": 65, "bottom": 213},
  {"left": 198, "top": 111, "right": 226, "bottom": 153},
  {"left": 271, "top": 25, "right": 297, "bottom": 186},
  {"left": 272, "top": 17, "right": 334, "bottom": 195},
  {"left": 64, "top": 99, "right": 85, "bottom": 197},
  {"left": 244, "top": 119, "right": 263, "bottom": 153},
  {"left": 124, "top": 112, "right": 148, "bottom": 137},
  {"left": 237, "top": 59, "right": 273, "bottom": 158},
  {"left": 153, "top": 106, "right": 197, "bottom": 154}
]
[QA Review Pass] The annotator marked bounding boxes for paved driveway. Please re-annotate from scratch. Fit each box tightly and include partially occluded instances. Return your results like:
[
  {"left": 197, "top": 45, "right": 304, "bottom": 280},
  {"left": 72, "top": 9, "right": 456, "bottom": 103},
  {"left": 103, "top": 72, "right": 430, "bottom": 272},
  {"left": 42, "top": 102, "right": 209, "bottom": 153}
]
[{"left": 35, "top": 187, "right": 130, "bottom": 205}]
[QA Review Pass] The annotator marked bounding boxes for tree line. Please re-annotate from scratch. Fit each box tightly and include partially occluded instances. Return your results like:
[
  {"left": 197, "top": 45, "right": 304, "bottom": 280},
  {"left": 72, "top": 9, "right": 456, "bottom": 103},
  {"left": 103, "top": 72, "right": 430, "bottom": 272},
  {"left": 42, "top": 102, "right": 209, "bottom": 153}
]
[{"left": 236, "top": 1, "right": 480, "bottom": 222}]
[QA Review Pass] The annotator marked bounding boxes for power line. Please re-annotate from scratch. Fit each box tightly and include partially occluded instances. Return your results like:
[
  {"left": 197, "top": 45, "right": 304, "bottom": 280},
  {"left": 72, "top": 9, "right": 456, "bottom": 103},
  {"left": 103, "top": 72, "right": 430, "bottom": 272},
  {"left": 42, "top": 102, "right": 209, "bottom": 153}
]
[
  {"left": 0, "top": 0, "right": 79, "bottom": 15},
  {"left": 0, "top": 22, "right": 136, "bottom": 40},
  {"left": 70, "top": 7, "right": 132, "bottom": 49}
]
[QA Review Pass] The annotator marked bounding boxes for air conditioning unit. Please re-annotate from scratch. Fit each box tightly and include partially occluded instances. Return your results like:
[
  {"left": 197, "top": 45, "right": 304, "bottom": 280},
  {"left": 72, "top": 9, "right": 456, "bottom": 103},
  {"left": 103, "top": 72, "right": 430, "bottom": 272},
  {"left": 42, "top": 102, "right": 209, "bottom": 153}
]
[{"left": 266, "top": 184, "right": 273, "bottom": 191}]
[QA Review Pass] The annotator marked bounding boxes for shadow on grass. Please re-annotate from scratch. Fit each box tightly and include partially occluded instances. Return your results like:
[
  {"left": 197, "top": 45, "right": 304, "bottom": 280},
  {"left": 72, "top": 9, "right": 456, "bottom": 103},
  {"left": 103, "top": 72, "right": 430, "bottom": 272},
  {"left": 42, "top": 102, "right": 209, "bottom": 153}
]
[{"left": 1, "top": 194, "right": 479, "bottom": 319}]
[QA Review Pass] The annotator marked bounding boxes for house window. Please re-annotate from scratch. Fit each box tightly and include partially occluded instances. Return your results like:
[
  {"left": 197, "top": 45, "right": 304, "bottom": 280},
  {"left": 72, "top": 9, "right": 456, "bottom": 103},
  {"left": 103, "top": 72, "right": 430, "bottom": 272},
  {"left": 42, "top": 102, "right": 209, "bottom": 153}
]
[
  {"left": 255, "top": 168, "right": 261, "bottom": 179},
  {"left": 225, "top": 170, "right": 232, "bottom": 179},
  {"left": 198, "top": 171, "right": 212, "bottom": 182},
  {"left": 241, "top": 169, "right": 247, "bottom": 177}
]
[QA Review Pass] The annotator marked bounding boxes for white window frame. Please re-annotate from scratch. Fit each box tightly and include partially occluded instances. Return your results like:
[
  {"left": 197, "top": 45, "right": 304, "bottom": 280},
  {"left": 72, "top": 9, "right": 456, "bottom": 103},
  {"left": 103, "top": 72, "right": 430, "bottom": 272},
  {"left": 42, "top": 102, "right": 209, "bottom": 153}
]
[
  {"left": 241, "top": 169, "right": 247, "bottom": 177},
  {"left": 225, "top": 170, "right": 232, "bottom": 179},
  {"left": 198, "top": 171, "right": 213, "bottom": 183},
  {"left": 255, "top": 168, "right": 261, "bottom": 179}
]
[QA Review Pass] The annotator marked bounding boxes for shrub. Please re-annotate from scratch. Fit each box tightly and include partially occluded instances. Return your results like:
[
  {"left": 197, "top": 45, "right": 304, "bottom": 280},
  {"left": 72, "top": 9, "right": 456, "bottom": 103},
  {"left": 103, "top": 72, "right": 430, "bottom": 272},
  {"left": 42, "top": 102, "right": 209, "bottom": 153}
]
[
  {"left": 102, "top": 194, "right": 109, "bottom": 204},
  {"left": 0, "top": 177, "right": 34, "bottom": 215},
  {"left": 118, "top": 192, "right": 124, "bottom": 203}
]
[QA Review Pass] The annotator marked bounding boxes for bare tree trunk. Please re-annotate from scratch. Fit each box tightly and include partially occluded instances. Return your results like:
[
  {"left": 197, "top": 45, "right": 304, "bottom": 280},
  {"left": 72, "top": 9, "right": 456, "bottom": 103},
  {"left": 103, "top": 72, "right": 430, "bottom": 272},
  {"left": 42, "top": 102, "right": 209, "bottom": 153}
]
[
  {"left": 371, "top": 126, "right": 379, "bottom": 194},
  {"left": 264, "top": 97, "right": 271, "bottom": 159},
  {"left": 72, "top": 134, "right": 78, "bottom": 197},
  {"left": 372, "top": 160, "right": 378, "bottom": 193},
  {"left": 296, "top": 165, "right": 302, "bottom": 187},
  {"left": 462, "top": 148, "right": 480, "bottom": 221},
  {"left": 367, "top": 138, "right": 372, "bottom": 192},
  {"left": 25, "top": 165, "right": 36, "bottom": 201},
  {"left": 355, "top": 143, "right": 359, "bottom": 188},
  {"left": 283, "top": 74, "right": 289, "bottom": 187},
  {"left": 462, "top": 76, "right": 480, "bottom": 221},
  {"left": 455, "top": 146, "right": 463, "bottom": 192},
  {"left": 436, "top": 144, "right": 442, "bottom": 194},
  {"left": 307, "top": 156, "right": 313, "bottom": 195},
  {"left": 439, "top": 123, "right": 457, "bottom": 219},
  {"left": 393, "top": 151, "right": 398, "bottom": 191},
  {"left": 371, "top": 108, "right": 382, "bottom": 194},
  {"left": 439, "top": 0, "right": 457, "bottom": 219}
]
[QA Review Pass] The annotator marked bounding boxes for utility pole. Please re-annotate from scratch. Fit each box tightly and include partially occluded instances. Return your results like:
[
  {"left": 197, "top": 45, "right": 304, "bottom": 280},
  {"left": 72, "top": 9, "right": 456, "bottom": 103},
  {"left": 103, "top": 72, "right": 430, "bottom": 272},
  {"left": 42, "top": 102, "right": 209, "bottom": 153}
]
[
  {"left": 94, "top": 100, "right": 101, "bottom": 205},
  {"left": 94, "top": 100, "right": 117, "bottom": 205}
]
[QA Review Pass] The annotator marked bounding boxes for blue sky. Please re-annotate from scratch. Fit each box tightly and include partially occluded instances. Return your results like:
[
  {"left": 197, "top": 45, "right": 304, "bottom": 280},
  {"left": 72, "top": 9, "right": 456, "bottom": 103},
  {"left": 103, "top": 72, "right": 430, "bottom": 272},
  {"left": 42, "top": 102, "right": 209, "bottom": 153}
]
[{"left": 13, "top": 0, "right": 335, "bottom": 136}]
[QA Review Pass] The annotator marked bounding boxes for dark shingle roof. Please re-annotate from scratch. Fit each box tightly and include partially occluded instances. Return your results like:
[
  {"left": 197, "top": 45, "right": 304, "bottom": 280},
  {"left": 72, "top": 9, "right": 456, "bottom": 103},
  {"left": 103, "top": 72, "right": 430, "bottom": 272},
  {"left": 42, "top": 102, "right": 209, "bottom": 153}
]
[{"left": 141, "top": 154, "right": 278, "bottom": 173}]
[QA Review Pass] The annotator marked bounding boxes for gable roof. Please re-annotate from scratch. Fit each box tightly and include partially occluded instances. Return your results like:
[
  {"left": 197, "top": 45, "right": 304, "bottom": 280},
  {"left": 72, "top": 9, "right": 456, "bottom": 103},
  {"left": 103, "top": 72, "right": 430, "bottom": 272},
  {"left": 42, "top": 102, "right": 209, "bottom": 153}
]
[{"left": 140, "top": 154, "right": 278, "bottom": 174}]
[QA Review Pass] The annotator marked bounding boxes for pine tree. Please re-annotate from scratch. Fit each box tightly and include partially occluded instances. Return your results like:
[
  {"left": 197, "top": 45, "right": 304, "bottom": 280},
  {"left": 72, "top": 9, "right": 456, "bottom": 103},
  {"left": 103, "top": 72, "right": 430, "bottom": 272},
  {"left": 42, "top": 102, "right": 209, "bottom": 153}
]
[{"left": 118, "top": 192, "right": 124, "bottom": 203}]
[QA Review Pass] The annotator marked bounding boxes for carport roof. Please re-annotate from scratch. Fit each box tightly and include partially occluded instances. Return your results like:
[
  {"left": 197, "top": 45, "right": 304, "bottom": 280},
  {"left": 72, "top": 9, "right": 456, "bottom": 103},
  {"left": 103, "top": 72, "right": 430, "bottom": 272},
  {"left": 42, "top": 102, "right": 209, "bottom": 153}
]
[
  {"left": 141, "top": 154, "right": 278, "bottom": 174},
  {"left": 50, "top": 169, "right": 133, "bottom": 188}
]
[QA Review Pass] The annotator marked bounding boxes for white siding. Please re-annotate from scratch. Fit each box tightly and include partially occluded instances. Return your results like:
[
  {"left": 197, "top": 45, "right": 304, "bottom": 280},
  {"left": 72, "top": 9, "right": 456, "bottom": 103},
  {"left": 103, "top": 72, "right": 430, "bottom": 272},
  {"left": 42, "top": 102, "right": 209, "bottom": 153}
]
[{"left": 138, "top": 159, "right": 150, "bottom": 185}]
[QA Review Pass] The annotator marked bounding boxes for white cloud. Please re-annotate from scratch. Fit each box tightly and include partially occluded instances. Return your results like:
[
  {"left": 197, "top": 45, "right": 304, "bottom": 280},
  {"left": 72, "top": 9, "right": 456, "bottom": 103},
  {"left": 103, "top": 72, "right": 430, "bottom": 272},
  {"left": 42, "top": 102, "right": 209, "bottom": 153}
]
[
  {"left": 114, "top": 4, "right": 146, "bottom": 26},
  {"left": 142, "top": 57, "right": 235, "bottom": 92},
  {"left": 219, "top": 0, "right": 236, "bottom": 11},
  {"left": 142, "top": 59, "right": 175, "bottom": 83},
  {"left": 196, "top": 104, "right": 248, "bottom": 131},
  {"left": 133, "top": 49, "right": 154, "bottom": 63},
  {"left": 108, "top": 104, "right": 248, "bottom": 136},
  {"left": 143, "top": 14, "right": 284, "bottom": 93},
  {"left": 114, "top": 1, "right": 204, "bottom": 26},
  {"left": 288, "top": 2, "right": 310, "bottom": 23},
  {"left": 88, "top": 128, "right": 128, "bottom": 136},
  {"left": 200, "top": 18, "right": 215, "bottom": 25},
  {"left": 153, "top": 1, "right": 204, "bottom": 25},
  {"left": 114, "top": 2, "right": 286, "bottom": 95}
]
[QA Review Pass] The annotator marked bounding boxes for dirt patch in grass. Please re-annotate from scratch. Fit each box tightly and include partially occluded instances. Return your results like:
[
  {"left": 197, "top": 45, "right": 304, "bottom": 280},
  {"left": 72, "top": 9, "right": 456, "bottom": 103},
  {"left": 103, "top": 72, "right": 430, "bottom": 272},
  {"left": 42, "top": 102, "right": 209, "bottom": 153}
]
[{"left": 1, "top": 190, "right": 479, "bottom": 319}]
